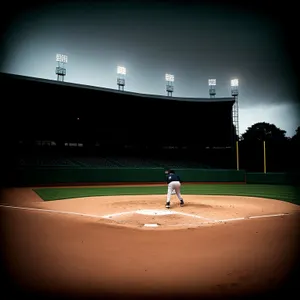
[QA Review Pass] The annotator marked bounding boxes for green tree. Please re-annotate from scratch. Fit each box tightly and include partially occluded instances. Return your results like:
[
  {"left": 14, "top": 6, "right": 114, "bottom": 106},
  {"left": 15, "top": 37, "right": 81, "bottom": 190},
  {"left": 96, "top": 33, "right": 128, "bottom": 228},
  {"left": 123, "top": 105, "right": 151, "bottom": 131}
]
[
  {"left": 241, "top": 122, "right": 287, "bottom": 143},
  {"left": 291, "top": 126, "right": 300, "bottom": 143},
  {"left": 290, "top": 126, "right": 300, "bottom": 171},
  {"left": 239, "top": 122, "right": 289, "bottom": 172}
]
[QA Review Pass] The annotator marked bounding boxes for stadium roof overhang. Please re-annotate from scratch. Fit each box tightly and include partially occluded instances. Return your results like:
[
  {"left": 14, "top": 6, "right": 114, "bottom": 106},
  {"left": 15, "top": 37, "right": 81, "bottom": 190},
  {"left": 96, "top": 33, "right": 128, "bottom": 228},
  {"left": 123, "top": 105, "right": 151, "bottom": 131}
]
[{"left": 1, "top": 72, "right": 235, "bottom": 104}]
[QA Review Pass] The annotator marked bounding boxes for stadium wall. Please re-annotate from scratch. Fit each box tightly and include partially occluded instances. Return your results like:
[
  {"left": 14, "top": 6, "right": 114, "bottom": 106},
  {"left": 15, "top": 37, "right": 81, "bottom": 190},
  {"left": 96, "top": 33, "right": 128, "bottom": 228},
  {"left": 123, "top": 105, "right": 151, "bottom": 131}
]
[
  {"left": 5, "top": 168, "right": 298, "bottom": 187},
  {"left": 7, "top": 167, "right": 246, "bottom": 186},
  {"left": 245, "top": 172, "right": 299, "bottom": 185}
]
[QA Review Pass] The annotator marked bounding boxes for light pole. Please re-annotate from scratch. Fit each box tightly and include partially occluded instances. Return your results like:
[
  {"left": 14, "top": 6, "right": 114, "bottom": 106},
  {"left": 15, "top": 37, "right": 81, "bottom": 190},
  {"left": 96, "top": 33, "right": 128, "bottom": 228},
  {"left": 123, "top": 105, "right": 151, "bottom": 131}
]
[
  {"left": 165, "top": 73, "right": 174, "bottom": 96},
  {"left": 117, "top": 66, "right": 126, "bottom": 91},
  {"left": 263, "top": 140, "right": 267, "bottom": 173},
  {"left": 55, "top": 53, "right": 68, "bottom": 82},
  {"left": 231, "top": 78, "right": 239, "bottom": 170},
  {"left": 257, "top": 129, "right": 269, "bottom": 174},
  {"left": 208, "top": 79, "right": 216, "bottom": 98}
]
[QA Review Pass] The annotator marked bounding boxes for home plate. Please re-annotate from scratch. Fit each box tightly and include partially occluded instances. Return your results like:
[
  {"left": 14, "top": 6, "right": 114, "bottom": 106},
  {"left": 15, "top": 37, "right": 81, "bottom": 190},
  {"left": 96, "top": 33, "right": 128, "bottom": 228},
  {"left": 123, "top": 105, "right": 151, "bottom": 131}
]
[
  {"left": 144, "top": 223, "right": 159, "bottom": 227},
  {"left": 136, "top": 209, "right": 174, "bottom": 216}
]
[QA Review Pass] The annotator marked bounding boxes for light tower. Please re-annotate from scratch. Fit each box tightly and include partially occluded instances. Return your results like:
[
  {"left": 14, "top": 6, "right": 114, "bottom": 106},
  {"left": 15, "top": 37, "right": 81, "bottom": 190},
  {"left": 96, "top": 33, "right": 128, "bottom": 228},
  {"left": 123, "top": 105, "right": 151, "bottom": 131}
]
[
  {"left": 117, "top": 66, "right": 126, "bottom": 91},
  {"left": 231, "top": 78, "right": 239, "bottom": 139},
  {"left": 165, "top": 73, "right": 174, "bottom": 96},
  {"left": 231, "top": 78, "right": 239, "bottom": 170},
  {"left": 55, "top": 53, "right": 68, "bottom": 82},
  {"left": 208, "top": 79, "right": 216, "bottom": 98}
]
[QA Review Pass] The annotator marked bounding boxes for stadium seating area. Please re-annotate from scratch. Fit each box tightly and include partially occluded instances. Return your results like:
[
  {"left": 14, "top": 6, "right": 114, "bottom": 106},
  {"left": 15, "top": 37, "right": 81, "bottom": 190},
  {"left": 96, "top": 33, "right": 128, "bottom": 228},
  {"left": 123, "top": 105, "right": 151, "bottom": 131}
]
[
  {"left": 15, "top": 155, "right": 211, "bottom": 169},
  {"left": 145, "top": 157, "right": 210, "bottom": 169},
  {"left": 105, "top": 156, "right": 160, "bottom": 168},
  {"left": 71, "top": 156, "right": 119, "bottom": 168},
  {"left": 17, "top": 156, "right": 79, "bottom": 168}
]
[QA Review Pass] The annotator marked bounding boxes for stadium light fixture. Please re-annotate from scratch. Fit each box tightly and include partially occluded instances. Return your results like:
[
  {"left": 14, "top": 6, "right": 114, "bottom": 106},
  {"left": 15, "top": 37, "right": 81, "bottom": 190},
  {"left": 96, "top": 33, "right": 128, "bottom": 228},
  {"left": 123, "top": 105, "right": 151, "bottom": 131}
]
[
  {"left": 165, "top": 73, "right": 174, "bottom": 96},
  {"left": 55, "top": 53, "right": 68, "bottom": 82},
  {"left": 231, "top": 78, "right": 239, "bottom": 96},
  {"left": 165, "top": 73, "right": 174, "bottom": 82},
  {"left": 117, "top": 66, "right": 126, "bottom": 75},
  {"left": 117, "top": 65, "right": 126, "bottom": 91},
  {"left": 56, "top": 53, "right": 68, "bottom": 63},
  {"left": 208, "top": 79, "right": 216, "bottom": 98},
  {"left": 208, "top": 79, "right": 216, "bottom": 86},
  {"left": 230, "top": 77, "right": 240, "bottom": 169},
  {"left": 231, "top": 79, "right": 239, "bottom": 87}
]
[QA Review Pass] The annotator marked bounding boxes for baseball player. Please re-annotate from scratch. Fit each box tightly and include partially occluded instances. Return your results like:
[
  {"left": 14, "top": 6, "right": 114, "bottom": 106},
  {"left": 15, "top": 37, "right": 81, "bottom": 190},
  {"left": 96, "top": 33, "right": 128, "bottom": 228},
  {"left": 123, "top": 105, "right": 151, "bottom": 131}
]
[{"left": 164, "top": 169, "right": 184, "bottom": 209}]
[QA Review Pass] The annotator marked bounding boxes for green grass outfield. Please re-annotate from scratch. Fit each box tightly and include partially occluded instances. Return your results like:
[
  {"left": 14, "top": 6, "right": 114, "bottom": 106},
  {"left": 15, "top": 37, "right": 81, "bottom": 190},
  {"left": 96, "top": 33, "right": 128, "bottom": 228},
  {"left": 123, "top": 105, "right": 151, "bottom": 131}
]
[{"left": 33, "top": 184, "right": 300, "bottom": 205}]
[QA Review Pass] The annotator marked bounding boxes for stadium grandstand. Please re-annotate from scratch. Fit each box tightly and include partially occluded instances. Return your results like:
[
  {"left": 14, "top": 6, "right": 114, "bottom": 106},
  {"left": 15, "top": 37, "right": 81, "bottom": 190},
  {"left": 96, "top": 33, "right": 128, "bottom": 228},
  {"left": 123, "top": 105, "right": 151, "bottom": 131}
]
[{"left": 1, "top": 72, "right": 236, "bottom": 171}]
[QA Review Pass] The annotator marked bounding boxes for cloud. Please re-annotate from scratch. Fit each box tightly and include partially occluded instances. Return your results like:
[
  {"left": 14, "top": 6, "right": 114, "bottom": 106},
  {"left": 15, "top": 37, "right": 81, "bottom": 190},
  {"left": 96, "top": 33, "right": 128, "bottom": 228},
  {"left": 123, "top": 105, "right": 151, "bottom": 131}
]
[{"left": 239, "top": 103, "right": 299, "bottom": 137}]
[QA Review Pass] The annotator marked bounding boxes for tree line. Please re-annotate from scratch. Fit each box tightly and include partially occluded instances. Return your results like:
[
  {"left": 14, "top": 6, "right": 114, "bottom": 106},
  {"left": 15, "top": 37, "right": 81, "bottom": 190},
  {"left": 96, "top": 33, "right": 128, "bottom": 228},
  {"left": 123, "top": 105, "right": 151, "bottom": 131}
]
[{"left": 237, "top": 122, "right": 300, "bottom": 172}]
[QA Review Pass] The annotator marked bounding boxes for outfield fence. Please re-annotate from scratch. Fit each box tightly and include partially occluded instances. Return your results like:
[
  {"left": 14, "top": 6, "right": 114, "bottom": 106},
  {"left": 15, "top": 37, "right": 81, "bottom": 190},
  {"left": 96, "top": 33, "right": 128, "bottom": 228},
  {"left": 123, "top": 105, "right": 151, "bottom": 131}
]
[{"left": 5, "top": 167, "right": 299, "bottom": 187}]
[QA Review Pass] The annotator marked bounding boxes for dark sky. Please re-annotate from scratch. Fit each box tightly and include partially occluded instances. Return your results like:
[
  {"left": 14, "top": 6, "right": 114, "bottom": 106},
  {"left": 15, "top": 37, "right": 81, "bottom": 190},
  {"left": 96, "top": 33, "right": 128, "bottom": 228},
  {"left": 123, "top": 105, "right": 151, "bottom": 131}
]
[{"left": 1, "top": 0, "right": 299, "bottom": 136}]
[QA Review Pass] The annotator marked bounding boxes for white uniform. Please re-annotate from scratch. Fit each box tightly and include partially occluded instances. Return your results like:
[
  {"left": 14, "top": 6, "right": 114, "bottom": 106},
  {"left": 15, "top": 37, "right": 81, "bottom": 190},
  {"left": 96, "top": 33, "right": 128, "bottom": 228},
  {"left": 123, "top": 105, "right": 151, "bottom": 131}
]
[
  {"left": 167, "top": 180, "right": 183, "bottom": 203},
  {"left": 166, "top": 172, "right": 184, "bottom": 207}
]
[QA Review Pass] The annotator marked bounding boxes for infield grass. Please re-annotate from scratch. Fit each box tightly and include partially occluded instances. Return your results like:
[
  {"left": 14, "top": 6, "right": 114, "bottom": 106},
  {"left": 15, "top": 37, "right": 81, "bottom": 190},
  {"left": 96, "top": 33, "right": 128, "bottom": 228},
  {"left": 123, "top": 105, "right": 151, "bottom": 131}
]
[{"left": 33, "top": 184, "right": 300, "bottom": 205}]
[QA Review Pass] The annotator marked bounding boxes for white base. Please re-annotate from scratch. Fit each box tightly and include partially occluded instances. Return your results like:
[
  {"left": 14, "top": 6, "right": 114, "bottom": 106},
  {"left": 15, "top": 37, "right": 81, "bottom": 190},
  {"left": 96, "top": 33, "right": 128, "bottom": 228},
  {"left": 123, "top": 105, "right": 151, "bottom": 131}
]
[{"left": 144, "top": 223, "right": 159, "bottom": 227}]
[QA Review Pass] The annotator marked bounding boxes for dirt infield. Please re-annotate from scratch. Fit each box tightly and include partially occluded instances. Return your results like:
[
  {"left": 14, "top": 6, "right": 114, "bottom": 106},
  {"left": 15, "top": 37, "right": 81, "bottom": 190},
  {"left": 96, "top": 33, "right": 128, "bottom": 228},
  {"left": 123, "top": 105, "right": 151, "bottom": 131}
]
[{"left": 0, "top": 187, "right": 300, "bottom": 300}]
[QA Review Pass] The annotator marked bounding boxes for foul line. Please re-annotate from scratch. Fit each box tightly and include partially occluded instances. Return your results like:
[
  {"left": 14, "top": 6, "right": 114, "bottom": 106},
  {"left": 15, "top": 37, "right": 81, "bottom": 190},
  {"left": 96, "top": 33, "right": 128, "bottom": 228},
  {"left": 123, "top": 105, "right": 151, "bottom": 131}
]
[
  {"left": 102, "top": 211, "right": 136, "bottom": 219},
  {"left": 173, "top": 211, "right": 214, "bottom": 221},
  {"left": 0, "top": 204, "right": 103, "bottom": 219},
  {"left": 216, "top": 213, "right": 288, "bottom": 223},
  {"left": 0, "top": 204, "right": 290, "bottom": 226}
]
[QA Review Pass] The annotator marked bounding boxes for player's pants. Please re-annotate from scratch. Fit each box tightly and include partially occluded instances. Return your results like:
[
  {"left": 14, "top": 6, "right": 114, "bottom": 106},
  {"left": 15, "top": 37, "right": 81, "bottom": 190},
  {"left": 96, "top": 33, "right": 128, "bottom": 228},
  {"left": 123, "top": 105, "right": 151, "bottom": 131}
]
[{"left": 167, "top": 181, "right": 183, "bottom": 203}]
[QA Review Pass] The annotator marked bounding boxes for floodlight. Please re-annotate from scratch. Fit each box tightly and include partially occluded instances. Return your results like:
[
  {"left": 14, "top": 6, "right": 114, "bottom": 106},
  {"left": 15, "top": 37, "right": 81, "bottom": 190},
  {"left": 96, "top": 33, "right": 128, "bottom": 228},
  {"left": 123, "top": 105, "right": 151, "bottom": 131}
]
[
  {"left": 117, "top": 66, "right": 126, "bottom": 75},
  {"left": 231, "top": 77, "right": 240, "bottom": 141},
  {"left": 208, "top": 78, "right": 216, "bottom": 97},
  {"left": 208, "top": 79, "right": 216, "bottom": 86},
  {"left": 165, "top": 73, "right": 174, "bottom": 82},
  {"left": 55, "top": 53, "right": 67, "bottom": 81},
  {"left": 117, "top": 65, "right": 126, "bottom": 91},
  {"left": 231, "top": 79, "right": 238, "bottom": 87},
  {"left": 231, "top": 78, "right": 239, "bottom": 96},
  {"left": 56, "top": 53, "right": 68, "bottom": 63}
]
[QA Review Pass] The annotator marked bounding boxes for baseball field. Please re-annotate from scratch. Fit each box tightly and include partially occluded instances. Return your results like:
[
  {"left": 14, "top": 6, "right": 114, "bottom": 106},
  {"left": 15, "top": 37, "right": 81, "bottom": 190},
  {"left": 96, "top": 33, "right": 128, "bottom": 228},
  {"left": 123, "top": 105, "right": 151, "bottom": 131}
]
[{"left": 1, "top": 183, "right": 300, "bottom": 300}]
